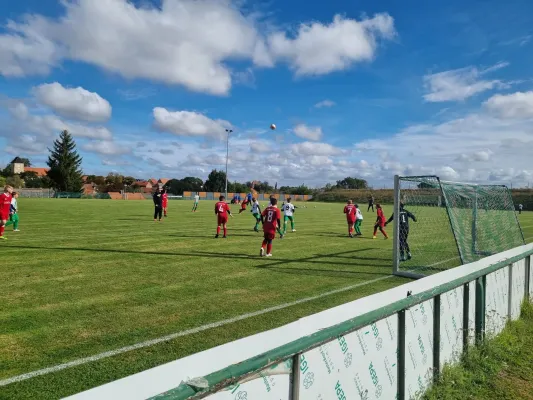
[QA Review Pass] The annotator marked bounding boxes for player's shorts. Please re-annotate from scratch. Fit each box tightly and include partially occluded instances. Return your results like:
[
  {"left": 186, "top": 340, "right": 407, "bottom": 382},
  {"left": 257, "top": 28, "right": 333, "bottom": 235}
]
[
  {"left": 263, "top": 232, "right": 276, "bottom": 241},
  {"left": 375, "top": 221, "right": 385, "bottom": 228},
  {"left": 284, "top": 215, "right": 294, "bottom": 221},
  {"left": 162, "top": 202, "right": 168, "bottom": 208},
  {"left": 347, "top": 218, "right": 355, "bottom": 224},
  {"left": 241, "top": 203, "right": 247, "bottom": 210},
  {"left": 253, "top": 212, "right": 260, "bottom": 219},
  {"left": 217, "top": 215, "right": 228, "bottom": 225},
  {"left": 0, "top": 212, "right": 8, "bottom": 222}
]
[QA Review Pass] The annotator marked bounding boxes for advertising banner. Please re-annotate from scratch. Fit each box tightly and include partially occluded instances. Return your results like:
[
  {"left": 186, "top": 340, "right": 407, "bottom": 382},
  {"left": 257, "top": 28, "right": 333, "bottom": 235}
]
[
  {"left": 485, "top": 267, "right": 509, "bottom": 337},
  {"left": 510, "top": 260, "right": 526, "bottom": 321},
  {"left": 439, "top": 286, "right": 463, "bottom": 368},
  {"left": 404, "top": 299, "right": 434, "bottom": 400},
  {"left": 299, "top": 315, "right": 398, "bottom": 400}
]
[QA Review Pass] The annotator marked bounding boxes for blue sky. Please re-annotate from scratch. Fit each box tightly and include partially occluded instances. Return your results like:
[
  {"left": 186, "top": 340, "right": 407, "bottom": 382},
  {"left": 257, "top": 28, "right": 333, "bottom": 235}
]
[{"left": 1, "top": 0, "right": 533, "bottom": 187}]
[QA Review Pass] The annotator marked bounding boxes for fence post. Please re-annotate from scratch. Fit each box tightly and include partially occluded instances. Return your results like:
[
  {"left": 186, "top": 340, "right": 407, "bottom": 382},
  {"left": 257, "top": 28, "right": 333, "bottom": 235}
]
[
  {"left": 392, "top": 175, "right": 400, "bottom": 275},
  {"left": 433, "top": 295, "right": 441, "bottom": 382},
  {"left": 289, "top": 354, "right": 300, "bottom": 400},
  {"left": 475, "top": 276, "right": 486, "bottom": 345},
  {"left": 462, "top": 282, "right": 470, "bottom": 351},
  {"left": 508, "top": 263, "right": 513, "bottom": 320},
  {"left": 397, "top": 310, "right": 406, "bottom": 400},
  {"left": 526, "top": 255, "right": 531, "bottom": 302}
]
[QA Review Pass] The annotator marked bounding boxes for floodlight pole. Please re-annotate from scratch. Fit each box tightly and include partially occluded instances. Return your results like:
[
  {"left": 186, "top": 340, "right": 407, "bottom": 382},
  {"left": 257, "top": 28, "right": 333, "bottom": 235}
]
[{"left": 225, "top": 129, "right": 232, "bottom": 200}]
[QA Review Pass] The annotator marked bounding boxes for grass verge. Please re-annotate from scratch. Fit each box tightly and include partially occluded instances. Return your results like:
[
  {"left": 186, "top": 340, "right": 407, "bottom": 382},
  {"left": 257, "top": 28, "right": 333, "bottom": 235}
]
[{"left": 423, "top": 300, "right": 533, "bottom": 400}]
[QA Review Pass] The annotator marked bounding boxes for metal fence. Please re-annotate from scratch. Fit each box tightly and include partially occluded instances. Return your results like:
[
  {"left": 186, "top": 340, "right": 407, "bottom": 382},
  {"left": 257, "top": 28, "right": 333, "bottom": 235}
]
[{"left": 147, "top": 245, "right": 533, "bottom": 400}]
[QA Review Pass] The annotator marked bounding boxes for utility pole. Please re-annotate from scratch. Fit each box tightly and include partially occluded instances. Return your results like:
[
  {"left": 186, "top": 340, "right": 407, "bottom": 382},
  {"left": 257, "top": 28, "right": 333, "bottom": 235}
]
[{"left": 225, "top": 129, "right": 233, "bottom": 200}]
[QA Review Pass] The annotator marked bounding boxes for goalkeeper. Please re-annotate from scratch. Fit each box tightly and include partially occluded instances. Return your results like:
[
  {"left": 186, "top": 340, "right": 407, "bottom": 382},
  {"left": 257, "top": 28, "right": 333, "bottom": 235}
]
[{"left": 385, "top": 202, "right": 417, "bottom": 261}]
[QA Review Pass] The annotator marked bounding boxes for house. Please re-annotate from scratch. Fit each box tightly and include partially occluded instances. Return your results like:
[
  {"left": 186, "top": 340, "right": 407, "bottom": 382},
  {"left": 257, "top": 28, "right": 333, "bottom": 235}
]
[
  {"left": 10, "top": 157, "right": 49, "bottom": 176},
  {"left": 159, "top": 178, "right": 170, "bottom": 186},
  {"left": 148, "top": 178, "right": 158, "bottom": 185},
  {"left": 83, "top": 183, "right": 96, "bottom": 195},
  {"left": 133, "top": 181, "right": 153, "bottom": 193},
  {"left": 23, "top": 167, "right": 49, "bottom": 177}
]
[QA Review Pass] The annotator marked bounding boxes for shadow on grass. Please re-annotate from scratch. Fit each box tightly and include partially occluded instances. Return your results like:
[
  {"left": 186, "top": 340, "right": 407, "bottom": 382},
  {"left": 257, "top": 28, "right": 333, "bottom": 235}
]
[{"left": 6, "top": 245, "right": 393, "bottom": 277}]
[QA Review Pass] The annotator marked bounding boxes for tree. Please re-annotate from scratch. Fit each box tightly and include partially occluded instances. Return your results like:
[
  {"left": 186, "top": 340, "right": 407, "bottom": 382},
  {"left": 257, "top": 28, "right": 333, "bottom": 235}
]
[
  {"left": 335, "top": 177, "right": 368, "bottom": 190},
  {"left": 46, "top": 130, "right": 84, "bottom": 192},
  {"left": 6, "top": 175, "right": 24, "bottom": 188},
  {"left": 123, "top": 176, "right": 136, "bottom": 186},
  {"left": 204, "top": 169, "right": 226, "bottom": 192},
  {"left": 21, "top": 171, "right": 42, "bottom": 188},
  {"left": 165, "top": 177, "right": 204, "bottom": 194},
  {"left": 93, "top": 176, "right": 106, "bottom": 185},
  {"left": 0, "top": 176, "right": 6, "bottom": 187}
]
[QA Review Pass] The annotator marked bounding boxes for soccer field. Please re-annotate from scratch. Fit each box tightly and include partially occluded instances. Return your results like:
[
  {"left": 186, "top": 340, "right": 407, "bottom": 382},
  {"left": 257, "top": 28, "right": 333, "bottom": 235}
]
[{"left": 1, "top": 199, "right": 532, "bottom": 399}]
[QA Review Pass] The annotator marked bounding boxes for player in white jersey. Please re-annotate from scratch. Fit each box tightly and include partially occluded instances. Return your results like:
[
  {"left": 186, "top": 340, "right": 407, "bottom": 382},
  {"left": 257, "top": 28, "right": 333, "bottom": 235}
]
[
  {"left": 192, "top": 192, "right": 200, "bottom": 212},
  {"left": 283, "top": 198, "right": 296, "bottom": 233},
  {"left": 251, "top": 198, "right": 262, "bottom": 231},
  {"left": 354, "top": 204, "right": 363, "bottom": 236}
]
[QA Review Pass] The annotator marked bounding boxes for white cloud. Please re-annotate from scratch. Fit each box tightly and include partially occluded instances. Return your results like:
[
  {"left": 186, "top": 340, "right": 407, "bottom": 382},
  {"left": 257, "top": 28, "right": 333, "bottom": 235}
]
[
  {"left": 82, "top": 141, "right": 131, "bottom": 155},
  {"left": 269, "top": 13, "right": 395, "bottom": 76},
  {"left": 290, "top": 141, "right": 344, "bottom": 156},
  {"left": 0, "top": 2, "right": 395, "bottom": 95},
  {"left": 5, "top": 100, "right": 112, "bottom": 140},
  {"left": 484, "top": 91, "right": 533, "bottom": 119},
  {"left": 0, "top": 0, "right": 268, "bottom": 96},
  {"left": 33, "top": 82, "right": 111, "bottom": 122},
  {"left": 293, "top": 124, "right": 323, "bottom": 141},
  {"left": 153, "top": 107, "right": 231, "bottom": 140},
  {"left": 314, "top": 99, "right": 336, "bottom": 108},
  {"left": 423, "top": 62, "right": 509, "bottom": 102}
]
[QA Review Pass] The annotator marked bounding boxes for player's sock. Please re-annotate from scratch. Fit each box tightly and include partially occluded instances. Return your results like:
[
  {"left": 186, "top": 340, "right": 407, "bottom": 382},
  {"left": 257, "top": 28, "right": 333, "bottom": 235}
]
[
  {"left": 0, "top": 226, "right": 4, "bottom": 237},
  {"left": 217, "top": 226, "right": 221, "bottom": 235},
  {"left": 267, "top": 243, "right": 272, "bottom": 254},
  {"left": 291, "top": 221, "right": 295, "bottom": 230},
  {"left": 223, "top": 227, "right": 227, "bottom": 237}
]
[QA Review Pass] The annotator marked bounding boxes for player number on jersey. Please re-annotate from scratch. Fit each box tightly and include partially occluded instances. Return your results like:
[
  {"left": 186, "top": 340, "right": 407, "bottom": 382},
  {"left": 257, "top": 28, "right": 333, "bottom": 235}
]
[
  {"left": 219, "top": 205, "right": 224, "bottom": 212},
  {"left": 401, "top": 214, "right": 406, "bottom": 223},
  {"left": 267, "top": 211, "right": 274, "bottom": 222}
]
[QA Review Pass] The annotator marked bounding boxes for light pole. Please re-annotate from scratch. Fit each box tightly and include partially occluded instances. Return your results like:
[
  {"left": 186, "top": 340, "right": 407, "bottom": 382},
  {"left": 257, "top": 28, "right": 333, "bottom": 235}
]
[{"left": 225, "top": 129, "right": 232, "bottom": 200}]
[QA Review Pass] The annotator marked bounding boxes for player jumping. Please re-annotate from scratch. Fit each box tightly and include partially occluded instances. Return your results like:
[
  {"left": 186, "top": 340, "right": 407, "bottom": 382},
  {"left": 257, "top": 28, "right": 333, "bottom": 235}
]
[
  {"left": 215, "top": 195, "right": 232, "bottom": 238},
  {"left": 373, "top": 203, "right": 389, "bottom": 239},
  {"left": 251, "top": 197, "right": 262, "bottom": 232},
  {"left": 283, "top": 197, "right": 296, "bottom": 233},
  {"left": 260, "top": 197, "right": 283, "bottom": 257},
  {"left": 192, "top": 192, "right": 200, "bottom": 212},
  {"left": 0, "top": 185, "right": 14, "bottom": 240},
  {"left": 344, "top": 200, "right": 356, "bottom": 238},
  {"left": 162, "top": 188, "right": 168, "bottom": 217},
  {"left": 239, "top": 197, "right": 249, "bottom": 214},
  {"left": 385, "top": 202, "right": 416, "bottom": 261},
  {"left": 5, "top": 191, "right": 20, "bottom": 232}
]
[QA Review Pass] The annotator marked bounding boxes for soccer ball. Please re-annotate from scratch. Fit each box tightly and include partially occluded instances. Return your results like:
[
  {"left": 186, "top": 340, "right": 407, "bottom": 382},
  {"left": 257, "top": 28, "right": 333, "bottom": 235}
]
[{"left": 270, "top": 124, "right": 276, "bottom": 130}]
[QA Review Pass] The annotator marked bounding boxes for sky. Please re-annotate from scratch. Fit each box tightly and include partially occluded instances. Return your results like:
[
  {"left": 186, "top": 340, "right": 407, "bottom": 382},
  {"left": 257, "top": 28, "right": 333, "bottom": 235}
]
[{"left": 0, "top": 0, "right": 533, "bottom": 188}]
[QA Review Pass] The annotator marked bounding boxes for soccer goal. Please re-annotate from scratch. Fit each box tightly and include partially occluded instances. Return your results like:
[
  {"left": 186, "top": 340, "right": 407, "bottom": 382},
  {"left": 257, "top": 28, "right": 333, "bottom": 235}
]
[{"left": 392, "top": 175, "right": 525, "bottom": 279}]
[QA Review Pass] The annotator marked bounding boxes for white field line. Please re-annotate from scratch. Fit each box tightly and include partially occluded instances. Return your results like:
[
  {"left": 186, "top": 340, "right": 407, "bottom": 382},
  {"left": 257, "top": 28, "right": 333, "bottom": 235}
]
[{"left": 0, "top": 256, "right": 459, "bottom": 387}]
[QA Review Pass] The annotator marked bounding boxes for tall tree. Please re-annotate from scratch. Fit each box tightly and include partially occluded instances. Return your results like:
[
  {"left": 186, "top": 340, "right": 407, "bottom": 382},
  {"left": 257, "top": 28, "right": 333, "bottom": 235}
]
[
  {"left": 46, "top": 130, "right": 84, "bottom": 192},
  {"left": 204, "top": 169, "right": 226, "bottom": 192}
]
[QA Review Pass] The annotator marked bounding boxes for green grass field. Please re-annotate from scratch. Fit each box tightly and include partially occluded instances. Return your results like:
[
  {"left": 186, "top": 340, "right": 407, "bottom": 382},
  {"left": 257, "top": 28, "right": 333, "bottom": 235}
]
[{"left": 1, "top": 199, "right": 532, "bottom": 399}]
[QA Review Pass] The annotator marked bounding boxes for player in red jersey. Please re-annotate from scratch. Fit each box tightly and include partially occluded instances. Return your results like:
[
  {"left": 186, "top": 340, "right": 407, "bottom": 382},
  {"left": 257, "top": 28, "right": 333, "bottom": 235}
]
[
  {"left": 161, "top": 188, "right": 168, "bottom": 217},
  {"left": 238, "top": 198, "right": 249, "bottom": 214},
  {"left": 373, "top": 203, "right": 389, "bottom": 239},
  {"left": 214, "top": 195, "right": 232, "bottom": 238},
  {"left": 344, "top": 200, "right": 356, "bottom": 238},
  {"left": 259, "top": 198, "right": 283, "bottom": 257},
  {"left": 0, "top": 185, "right": 14, "bottom": 240}
]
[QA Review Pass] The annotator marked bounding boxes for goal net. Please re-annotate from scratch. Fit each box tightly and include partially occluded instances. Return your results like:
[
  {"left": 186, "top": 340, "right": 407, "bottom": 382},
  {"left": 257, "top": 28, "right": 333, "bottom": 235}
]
[{"left": 392, "top": 175, "right": 525, "bottom": 279}]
